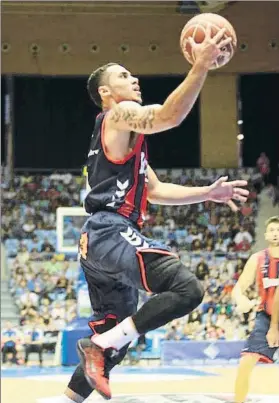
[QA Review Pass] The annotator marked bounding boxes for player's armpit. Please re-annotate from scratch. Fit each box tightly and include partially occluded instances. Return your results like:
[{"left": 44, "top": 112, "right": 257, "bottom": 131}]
[{"left": 106, "top": 101, "right": 178, "bottom": 135}]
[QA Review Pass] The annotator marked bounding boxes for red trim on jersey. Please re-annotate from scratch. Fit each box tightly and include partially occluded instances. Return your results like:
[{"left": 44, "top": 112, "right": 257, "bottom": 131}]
[
  {"left": 241, "top": 352, "right": 273, "bottom": 363},
  {"left": 137, "top": 141, "right": 148, "bottom": 227},
  {"left": 117, "top": 137, "right": 143, "bottom": 220},
  {"left": 101, "top": 114, "right": 143, "bottom": 165},
  {"left": 136, "top": 249, "right": 179, "bottom": 293},
  {"left": 257, "top": 249, "right": 279, "bottom": 316},
  {"left": 137, "top": 183, "right": 148, "bottom": 227}
]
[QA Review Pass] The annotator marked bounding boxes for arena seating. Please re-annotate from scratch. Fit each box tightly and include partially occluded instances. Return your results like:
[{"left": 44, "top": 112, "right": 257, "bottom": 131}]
[{"left": 1, "top": 168, "right": 262, "bottom": 364}]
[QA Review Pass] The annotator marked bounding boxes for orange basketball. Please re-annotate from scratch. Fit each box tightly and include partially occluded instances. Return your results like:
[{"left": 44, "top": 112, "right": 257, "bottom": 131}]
[{"left": 180, "top": 13, "right": 237, "bottom": 70}]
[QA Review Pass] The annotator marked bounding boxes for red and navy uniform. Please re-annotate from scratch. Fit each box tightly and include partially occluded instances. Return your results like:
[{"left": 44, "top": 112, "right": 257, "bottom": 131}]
[
  {"left": 80, "top": 111, "right": 174, "bottom": 357},
  {"left": 242, "top": 249, "right": 279, "bottom": 363},
  {"left": 257, "top": 249, "right": 279, "bottom": 316},
  {"left": 84, "top": 112, "right": 148, "bottom": 228}
]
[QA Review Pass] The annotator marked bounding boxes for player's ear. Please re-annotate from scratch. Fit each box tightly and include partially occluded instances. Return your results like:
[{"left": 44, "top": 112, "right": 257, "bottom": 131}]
[
  {"left": 98, "top": 85, "right": 111, "bottom": 99},
  {"left": 264, "top": 231, "right": 268, "bottom": 241}
]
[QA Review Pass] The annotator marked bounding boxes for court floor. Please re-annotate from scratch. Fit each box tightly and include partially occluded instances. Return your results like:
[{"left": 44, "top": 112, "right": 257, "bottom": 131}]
[{"left": 2, "top": 364, "right": 279, "bottom": 403}]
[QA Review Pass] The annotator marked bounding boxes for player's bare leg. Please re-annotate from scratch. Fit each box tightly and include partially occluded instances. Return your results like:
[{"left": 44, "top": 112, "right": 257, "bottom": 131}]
[{"left": 234, "top": 354, "right": 259, "bottom": 403}]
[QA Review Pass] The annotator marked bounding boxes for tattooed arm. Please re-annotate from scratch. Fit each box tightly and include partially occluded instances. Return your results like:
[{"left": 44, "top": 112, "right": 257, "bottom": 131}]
[
  {"left": 106, "top": 27, "right": 232, "bottom": 135},
  {"left": 106, "top": 62, "right": 209, "bottom": 135}
]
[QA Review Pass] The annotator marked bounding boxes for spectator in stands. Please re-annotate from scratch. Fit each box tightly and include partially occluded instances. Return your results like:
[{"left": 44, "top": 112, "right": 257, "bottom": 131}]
[
  {"left": 40, "top": 273, "right": 55, "bottom": 296},
  {"left": 256, "top": 152, "right": 270, "bottom": 184},
  {"left": 29, "top": 248, "right": 41, "bottom": 260},
  {"left": 205, "top": 237, "right": 214, "bottom": 251},
  {"left": 51, "top": 301, "right": 66, "bottom": 330},
  {"left": 165, "top": 324, "right": 181, "bottom": 341},
  {"left": 240, "top": 201, "right": 253, "bottom": 217},
  {"left": 24, "top": 320, "right": 44, "bottom": 367},
  {"left": 234, "top": 226, "right": 253, "bottom": 246},
  {"left": 19, "top": 290, "right": 39, "bottom": 309},
  {"left": 195, "top": 258, "right": 209, "bottom": 280},
  {"left": 43, "top": 323, "right": 59, "bottom": 354},
  {"left": 65, "top": 300, "right": 78, "bottom": 323},
  {"left": 202, "top": 307, "right": 216, "bottom": 325},
  {"left": 188, "top": 310, "right": 202, "bottom": 325},
  {"left": 17, "top": 246, "right": 30, "bottom": 264},
  {"left": 1, "top": 322, "right": 19, "bottom": 364},
  {"left": 235, "top": 236, "right": 251, "bottom": 252},
  {"left": 65, "top": 284, "right": 76, "bottom": 301},
  {"left": 2, "top": 170, "right": 260, "bottom": 352},
  {"left": 205, "top": 325, "right": 219, "bottom": 340},
  {"left": 214, "top": 236, "right": 228, "bottom": 254},
  {"left": 55, "top": 274, "right": 69, "bottom": 292},
  {"left": 191, "top": 239, "right": 203, "bottom": 252},
  {"left": 20, "top": 301, "right": 39, "bottom": 325},
  {"left": 41, "top": 238, "right": 55, "bottom": 253},
  {"left": 40, "top": 306, "right": 52, "bottom": 325},
  {"left": 22, "top": 219, "right": 36, "bottom": 238}
]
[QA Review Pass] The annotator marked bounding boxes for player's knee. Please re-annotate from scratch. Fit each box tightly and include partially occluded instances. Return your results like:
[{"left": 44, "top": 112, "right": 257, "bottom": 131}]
[{"left": 173, "top": 276, "right": 204, "bottom": 317}]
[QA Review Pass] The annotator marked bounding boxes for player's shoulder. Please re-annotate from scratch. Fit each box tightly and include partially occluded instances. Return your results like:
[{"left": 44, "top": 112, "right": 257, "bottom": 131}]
[
  {"left": 107, "top": 101, "right": 161, "bottom": 114},
  {"left": 249, "top": 249, "right": 267, "bottom": 262},
  {"left": 108, "top": 101, "right": 142, "bottom": 113}
]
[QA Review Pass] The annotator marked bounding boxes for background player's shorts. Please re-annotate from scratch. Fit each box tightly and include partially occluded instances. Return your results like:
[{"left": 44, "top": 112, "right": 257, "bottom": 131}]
[
  {"left": 241, "top": 311, "right": 278, "bottom": 363},
  {"left": 79, "top": 211, "right": 176, "bottom": 323}
]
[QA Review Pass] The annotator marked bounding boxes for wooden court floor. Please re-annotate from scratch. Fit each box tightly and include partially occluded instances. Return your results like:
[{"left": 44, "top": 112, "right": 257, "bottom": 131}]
[{"left": 2, "top": 365, "right": 279, "bottom": 403}]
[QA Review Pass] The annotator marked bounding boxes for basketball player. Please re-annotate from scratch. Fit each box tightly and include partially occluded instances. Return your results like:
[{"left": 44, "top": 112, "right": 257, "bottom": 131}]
[
  {"left": 59, "top": 27, "right": 249, "bottom": 403},
  {"left": 233, "top": 216, "right": 279, "bottom": 403}
]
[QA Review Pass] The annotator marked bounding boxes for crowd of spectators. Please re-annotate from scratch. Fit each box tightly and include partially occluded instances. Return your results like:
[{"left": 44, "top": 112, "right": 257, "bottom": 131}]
[{"left": 1, "top": 168, "right": 262, "bottom": 365}]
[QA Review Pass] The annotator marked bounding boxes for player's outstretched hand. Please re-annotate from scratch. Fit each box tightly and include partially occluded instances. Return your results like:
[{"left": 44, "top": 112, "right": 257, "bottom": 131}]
[
  {"left": 208, "top": 176, "right": 249, "bottom": 203},
  {"left": 266, "top": 326, "right": 279, "bottom": 348},
  {"left": 189, "top": 25, "right": 232, "bottom": 69}
]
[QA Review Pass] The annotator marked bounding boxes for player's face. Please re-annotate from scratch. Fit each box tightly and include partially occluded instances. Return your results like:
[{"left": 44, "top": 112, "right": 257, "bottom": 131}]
[
  {"left": 100, "top": 64, "right": 142, "bottom": 105},
  {"left": 265, "top": 222, "right": 279, "bottom": 246}
]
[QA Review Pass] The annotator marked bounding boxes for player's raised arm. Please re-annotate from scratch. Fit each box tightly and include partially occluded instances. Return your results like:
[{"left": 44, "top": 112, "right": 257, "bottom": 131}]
[
  {"left": 106, "top": 57, "right": 208, "bottom": 134},
  {"left": 106, "top": 28, "right": 232, "bottom": 135}
]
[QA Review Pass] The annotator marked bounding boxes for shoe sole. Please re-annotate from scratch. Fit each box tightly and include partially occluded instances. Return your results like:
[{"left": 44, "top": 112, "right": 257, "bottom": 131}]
[{"left": 77, "top": 340, "right": 111, "bottom": 400}]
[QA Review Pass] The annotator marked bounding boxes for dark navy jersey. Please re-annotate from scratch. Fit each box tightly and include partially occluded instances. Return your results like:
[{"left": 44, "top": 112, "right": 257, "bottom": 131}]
[{"left": 84, "top": 112, "right": 148, "bottom": 228}]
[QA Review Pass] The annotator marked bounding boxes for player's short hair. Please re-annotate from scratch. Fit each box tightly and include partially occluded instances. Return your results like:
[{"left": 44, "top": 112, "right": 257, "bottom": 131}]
[
  {"left": 87, "top": 63, "right": 118, "bottom": 108},
  {"left": 265, "top": 216, "right": 279, "bottom": 228}
]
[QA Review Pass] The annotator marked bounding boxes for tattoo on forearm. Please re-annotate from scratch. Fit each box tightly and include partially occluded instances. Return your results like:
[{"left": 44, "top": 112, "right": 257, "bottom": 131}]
[{"left": 110, "top": 106, "right": 155, "bottom": 130}]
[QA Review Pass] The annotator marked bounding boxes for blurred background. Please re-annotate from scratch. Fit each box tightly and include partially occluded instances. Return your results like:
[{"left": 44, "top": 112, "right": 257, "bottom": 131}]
[{"left": 1, "top": 1, "right": 279, "bottom": 402}]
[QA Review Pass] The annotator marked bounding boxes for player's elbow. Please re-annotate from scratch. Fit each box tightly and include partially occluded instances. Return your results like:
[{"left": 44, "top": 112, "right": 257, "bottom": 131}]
[
  {"left": 156, "top": 107, "right": 183, "bottom": 129},
  {"left": 147, "top": 191, "right": 159, "bottom": 205},
  {"left": 232, "top": 284, "right": 241, "bottom": 301}
]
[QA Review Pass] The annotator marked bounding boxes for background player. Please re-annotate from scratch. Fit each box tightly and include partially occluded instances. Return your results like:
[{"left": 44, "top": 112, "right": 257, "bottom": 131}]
[
  {"left": 59, "top": 28, "right": 249, "bottom": 403},
  {"left": 232, "top": 216, "right": 279, "bottom": 403}
]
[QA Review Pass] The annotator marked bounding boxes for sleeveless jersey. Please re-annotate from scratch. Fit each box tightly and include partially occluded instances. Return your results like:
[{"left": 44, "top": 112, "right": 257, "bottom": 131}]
[
  {"left": 84, "top": 112, "right": 148, "bottom": 228},
  {"left": 256, "top": 249, "right": 279, "bottom": 315}
]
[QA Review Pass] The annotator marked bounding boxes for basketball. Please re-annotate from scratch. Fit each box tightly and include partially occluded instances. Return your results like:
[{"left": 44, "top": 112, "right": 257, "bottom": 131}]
[{"left": 180, "top": 13, "right": 237, "bottom": 70}]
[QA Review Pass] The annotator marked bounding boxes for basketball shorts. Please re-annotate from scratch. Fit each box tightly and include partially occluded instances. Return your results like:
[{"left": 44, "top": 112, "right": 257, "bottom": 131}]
[
  {"left": 241, "top": 311, "right": 278, "bottom": 363},
  {"left": 79, "top": 211, "right": 176, "bottom": 324}
]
